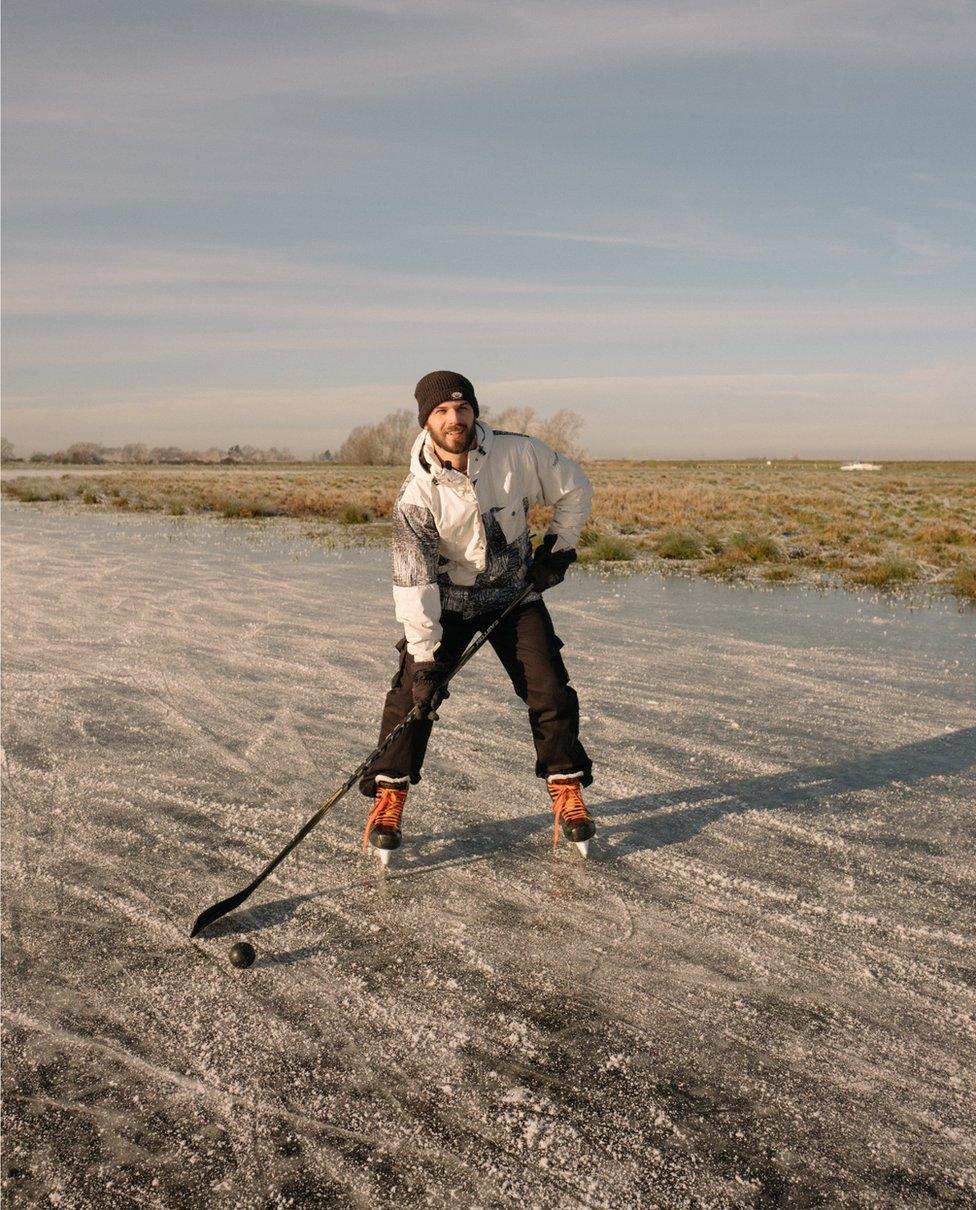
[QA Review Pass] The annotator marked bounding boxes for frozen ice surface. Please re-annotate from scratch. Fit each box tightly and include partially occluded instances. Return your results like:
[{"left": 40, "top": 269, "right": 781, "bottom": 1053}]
[{"left": 2, "top": 504, "right": 975, "bottom": 1208}]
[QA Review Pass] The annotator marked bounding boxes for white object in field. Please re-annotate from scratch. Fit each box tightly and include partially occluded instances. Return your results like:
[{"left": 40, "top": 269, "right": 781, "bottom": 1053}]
[
  {"left": 840, "top": 461, "right": 882, "bottom": 471},
  {"left": 575, "top": 840, "right": 590, "bottom": 858}
]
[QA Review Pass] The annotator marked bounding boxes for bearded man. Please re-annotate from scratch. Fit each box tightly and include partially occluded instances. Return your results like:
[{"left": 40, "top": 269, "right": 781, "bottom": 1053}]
[{"left": 360, "top": 370, "right": 596, "bottom": 864}]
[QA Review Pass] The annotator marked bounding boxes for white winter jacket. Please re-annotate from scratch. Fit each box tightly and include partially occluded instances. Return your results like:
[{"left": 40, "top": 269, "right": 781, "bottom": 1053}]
[{"left": 391, "top": 421, "right": 592, "bottom": 661}]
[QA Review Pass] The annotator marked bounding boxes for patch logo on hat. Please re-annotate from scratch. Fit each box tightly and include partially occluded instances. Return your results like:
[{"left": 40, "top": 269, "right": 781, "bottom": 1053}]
[{"left": 451, "top": 391, "right": 463, "bottom": 399}]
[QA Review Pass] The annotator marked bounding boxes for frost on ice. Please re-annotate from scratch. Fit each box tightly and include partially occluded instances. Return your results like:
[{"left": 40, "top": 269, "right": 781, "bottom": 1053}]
[{"left": 2, "top": 505, "right": 975, "bottom": 1207}]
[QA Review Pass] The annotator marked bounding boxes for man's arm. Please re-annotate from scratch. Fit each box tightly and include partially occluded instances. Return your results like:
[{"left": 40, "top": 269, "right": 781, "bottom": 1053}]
[
  {"left": 526, "top": 436, "right": 593, "bottom": 551},
  {"left": 392, "top": 495, "right": 442, "bottom": 662}
]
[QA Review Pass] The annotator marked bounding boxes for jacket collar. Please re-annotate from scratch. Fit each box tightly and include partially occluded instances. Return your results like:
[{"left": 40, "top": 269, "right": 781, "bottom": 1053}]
[{"left": 412, "top": 420, "right": 493, "bottom": 481}]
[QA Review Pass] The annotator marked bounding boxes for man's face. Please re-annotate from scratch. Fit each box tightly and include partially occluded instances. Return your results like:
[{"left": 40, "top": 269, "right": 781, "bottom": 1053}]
[{"left": 426, "top": 400, "right": 475, "bottom": 456}]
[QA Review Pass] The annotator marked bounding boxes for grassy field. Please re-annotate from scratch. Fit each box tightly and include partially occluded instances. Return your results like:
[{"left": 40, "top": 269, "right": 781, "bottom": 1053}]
[{"left": 4, "top": 460, "right": 974, "bottom": 600}]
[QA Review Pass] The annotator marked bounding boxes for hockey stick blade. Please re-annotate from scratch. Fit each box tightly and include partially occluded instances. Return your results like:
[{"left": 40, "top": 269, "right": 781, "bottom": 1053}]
[
  {"left": 188, "top": 795, "right": 336, "bottom": 937},
  {"left": 190, "top": 886, "right": 256, "bottom": 938}
]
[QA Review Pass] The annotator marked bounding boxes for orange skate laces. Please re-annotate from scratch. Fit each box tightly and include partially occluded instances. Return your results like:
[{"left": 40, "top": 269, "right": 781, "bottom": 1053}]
[
  {"left": 547, "top": 779, "right": 590, "bottom": 851},
  {"left": 363, "top": 785, "right": 408, "bottom": 850}
]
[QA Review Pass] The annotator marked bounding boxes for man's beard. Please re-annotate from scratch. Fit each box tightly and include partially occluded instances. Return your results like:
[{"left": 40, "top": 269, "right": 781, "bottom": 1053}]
[{"left": 431, "top": 422, "right": 475, "bottom": 456}]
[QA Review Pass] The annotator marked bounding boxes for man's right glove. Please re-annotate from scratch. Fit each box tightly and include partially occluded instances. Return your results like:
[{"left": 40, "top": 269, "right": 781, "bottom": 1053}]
[
  {"left": 529, "top": 533, "right": 577, "bottom": 591},
  {"left": 411, "top": 662, "right": 451, "bottom": 719}
]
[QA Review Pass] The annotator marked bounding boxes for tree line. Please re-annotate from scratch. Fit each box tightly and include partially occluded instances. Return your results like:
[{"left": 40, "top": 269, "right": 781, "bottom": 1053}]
[
  {"left": 0, "top": 405, "right": 584, "bottom": 467},
  {"left": 0, "top": 439, "right": 331, "bottom": 465}
]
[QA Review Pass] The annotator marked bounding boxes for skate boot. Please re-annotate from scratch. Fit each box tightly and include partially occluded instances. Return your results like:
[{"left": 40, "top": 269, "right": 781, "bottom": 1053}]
[
  {"left": 547, "top": 775, "right": 596, "bottom": 857},
  {"left": 363, "top": 781, "right": 409, "bottom": 867}
]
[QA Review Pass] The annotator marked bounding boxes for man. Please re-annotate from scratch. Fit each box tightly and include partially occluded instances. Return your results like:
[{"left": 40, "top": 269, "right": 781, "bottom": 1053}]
[{"left": 360, "top": 370, "right": 595, "bottom": 864}]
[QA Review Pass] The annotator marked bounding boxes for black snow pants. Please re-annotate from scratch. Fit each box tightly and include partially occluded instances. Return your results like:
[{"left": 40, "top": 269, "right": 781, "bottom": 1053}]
[{"left": 359, "top": 598, "right": 592, "bottom": 796}]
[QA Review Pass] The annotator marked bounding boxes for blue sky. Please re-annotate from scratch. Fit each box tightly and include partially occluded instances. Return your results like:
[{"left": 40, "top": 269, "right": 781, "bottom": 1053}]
[{"left": 3, "top": 0, "right": 975, "bottom": 458}]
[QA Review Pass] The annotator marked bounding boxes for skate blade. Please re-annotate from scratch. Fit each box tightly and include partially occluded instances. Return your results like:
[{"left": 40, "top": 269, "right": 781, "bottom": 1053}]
[
  {"left": 574, "top": 839, "right": 590, "bottom": 859},
  {"left": 369, "top": 847, "right": 392, "bottom": 868}
]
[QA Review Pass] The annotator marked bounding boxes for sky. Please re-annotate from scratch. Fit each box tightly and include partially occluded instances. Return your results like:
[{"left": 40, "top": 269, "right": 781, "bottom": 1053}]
[{"left": 3, "top": 0, "right": 975, "bottom": 459}]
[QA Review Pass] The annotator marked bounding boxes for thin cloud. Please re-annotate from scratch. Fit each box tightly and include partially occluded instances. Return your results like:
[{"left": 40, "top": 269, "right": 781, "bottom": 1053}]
[
  {"left": 6, "top": 1, "right": 975, "bottom": 127},
  {"left": 466, "top": 222, "right": 762, "bottom": 260},
  {"left": 2, "top": 244, "right": 609, "bottom": 301},
  {"left": 6, "top": 284, "right": 973, "bottom": 335},
  {"left": 884, "top": 221, "right": 975, "bottom": 276}
]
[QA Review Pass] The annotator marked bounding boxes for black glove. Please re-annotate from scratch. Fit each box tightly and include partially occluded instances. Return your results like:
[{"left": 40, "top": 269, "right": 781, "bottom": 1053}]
[
  {"left": 411, "top": 662, "right": 450, "bottom": 719},
  {"left": 529, "top": 534, "right": 577, "bottom": 591}
]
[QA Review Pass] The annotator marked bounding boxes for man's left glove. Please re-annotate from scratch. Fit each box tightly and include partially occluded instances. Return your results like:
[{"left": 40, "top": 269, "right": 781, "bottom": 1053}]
[
  {"left": 529, "top": 533, "right": 577, "bottom": 591},
  {"left": 411, "top": 661, "right": 451, "bottom": 720}
]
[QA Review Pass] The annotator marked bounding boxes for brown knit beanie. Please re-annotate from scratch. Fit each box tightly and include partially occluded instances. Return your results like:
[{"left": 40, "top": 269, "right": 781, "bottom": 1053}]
[{"left": 415, "top": 370, "right": 479, "bottom": 427}]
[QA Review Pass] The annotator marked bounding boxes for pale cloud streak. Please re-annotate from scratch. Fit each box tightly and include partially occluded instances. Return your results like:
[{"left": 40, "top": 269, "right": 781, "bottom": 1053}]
[
  {"left": 6, "top": 1, "right": 975, "bottom": 128},
  {"left": 6, "top": 243, "right": 973, "bottom": 342},
  {"left": 883, "top": 221, "right": 976, "bottom": 276},
  {"left": 463, "top": 222, "right": 763, "bottom": 261}
]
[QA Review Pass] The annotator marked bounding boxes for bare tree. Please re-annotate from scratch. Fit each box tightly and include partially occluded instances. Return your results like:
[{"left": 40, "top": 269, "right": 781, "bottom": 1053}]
[
  {"left": 486, "top": 405, "right": 536, "bottom": 436},
  {"left": 337, "top": 425, "right": 380, "bottom": 465},
  {"left": 150, "top": 446, "right": 189, "bottom": 463},
  {"left": 61, "top": 442, "right": 105, "bottom": 464},
  {"left": 337, "top": 409, "right": 416, "bottom": 465},
  {"left": 482, "top": 406, "right": 586, "bottom": 460},
  {"left": 0, "top": 437, "right": 15, "bottom": 463},
  {"left": 536, "top": 408, "right": 586, "bottom": 461}
]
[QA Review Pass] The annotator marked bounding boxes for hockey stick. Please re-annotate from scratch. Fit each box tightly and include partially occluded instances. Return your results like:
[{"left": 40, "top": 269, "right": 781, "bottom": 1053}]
[{"left": 189, "top": 582, "right": 536, "bottom": 937}]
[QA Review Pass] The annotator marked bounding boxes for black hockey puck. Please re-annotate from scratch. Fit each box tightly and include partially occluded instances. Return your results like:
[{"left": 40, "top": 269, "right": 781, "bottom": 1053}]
[{"left": 229, "top": 941, "right": 256, "bottom": 969}]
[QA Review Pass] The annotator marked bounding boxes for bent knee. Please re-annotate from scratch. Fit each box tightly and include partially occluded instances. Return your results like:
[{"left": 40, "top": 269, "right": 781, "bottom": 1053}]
[{"left": 525, "top": 680, "right": 577, "bottom": 710}]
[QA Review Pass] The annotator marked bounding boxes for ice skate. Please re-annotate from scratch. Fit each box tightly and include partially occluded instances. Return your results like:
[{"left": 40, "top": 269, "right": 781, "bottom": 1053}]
[
  {"left": 363, "top": 783, "right": 409, "bottom": 867},
  {"left": 547, "top": 775, "right": 596, "bottom": 857}
]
